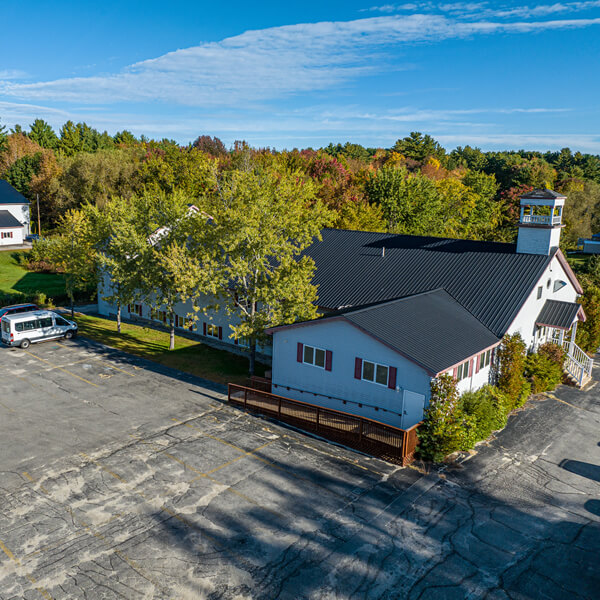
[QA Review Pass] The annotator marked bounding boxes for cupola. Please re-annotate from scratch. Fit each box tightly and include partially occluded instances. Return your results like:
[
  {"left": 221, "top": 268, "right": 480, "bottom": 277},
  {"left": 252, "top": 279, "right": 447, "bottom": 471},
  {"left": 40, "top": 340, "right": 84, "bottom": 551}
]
[{"left": 516, "top": 189, "right": 565, "bottom": 255}]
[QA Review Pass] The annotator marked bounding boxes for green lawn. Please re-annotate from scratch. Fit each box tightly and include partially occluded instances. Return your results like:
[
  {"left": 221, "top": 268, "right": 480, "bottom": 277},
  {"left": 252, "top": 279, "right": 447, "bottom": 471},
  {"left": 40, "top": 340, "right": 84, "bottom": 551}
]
[
  {"left": 74, "top": 313, "right": 264, "bottom": 385},
  {"left": 0, "top": 250, "right": 66, "bottom": 301},
  {"left": 566, "top": 252, "right": 592, "bottom": 274}
]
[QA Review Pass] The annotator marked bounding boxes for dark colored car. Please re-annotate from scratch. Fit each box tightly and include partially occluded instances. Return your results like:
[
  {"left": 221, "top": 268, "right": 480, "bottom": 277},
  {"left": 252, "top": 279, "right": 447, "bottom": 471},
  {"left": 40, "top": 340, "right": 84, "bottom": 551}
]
[
  {"left": 26, "top": 234, "right": 41, "bottom": 242},
  {"left": 0, "top": 303, "right": 40, "bottom": 321}
]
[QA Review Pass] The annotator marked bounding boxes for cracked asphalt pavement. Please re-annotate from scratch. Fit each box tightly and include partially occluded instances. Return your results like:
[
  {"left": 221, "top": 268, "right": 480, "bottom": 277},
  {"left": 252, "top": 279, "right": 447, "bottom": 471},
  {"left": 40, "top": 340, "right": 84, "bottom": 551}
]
[{"left": 0, "top": 338, "right": 598, "bottom": 599}]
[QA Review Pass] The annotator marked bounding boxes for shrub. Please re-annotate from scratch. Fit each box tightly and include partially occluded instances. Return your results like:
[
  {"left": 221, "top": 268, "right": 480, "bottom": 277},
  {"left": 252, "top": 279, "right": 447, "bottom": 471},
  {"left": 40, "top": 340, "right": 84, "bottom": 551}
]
[
  {"left": 460, "top": 385, "right": 511, "bottom": 442},
  {"left": 576, "top": 284, "right": 600, "bottom": 354},
  {"left": 496, "top": 333, "right": 529, "bottom": 409},
  {"left": 525, "top": 352, "right": 563, "bottom": 393},
  {"left": 418, "top": 375, "right": 471, "bottom": 462},
  {"left": 538, "top": 341, "right": 565, "bottom": 367}
]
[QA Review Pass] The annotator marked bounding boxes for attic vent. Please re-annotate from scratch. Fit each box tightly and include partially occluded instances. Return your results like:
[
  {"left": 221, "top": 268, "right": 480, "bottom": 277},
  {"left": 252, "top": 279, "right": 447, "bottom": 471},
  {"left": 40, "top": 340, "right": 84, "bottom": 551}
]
[
  {"left": 553, "top": 280, "right": 567, "bottom": 293},
  {"left": 381, "top": 246, "right": 385, "bottom": 257}
]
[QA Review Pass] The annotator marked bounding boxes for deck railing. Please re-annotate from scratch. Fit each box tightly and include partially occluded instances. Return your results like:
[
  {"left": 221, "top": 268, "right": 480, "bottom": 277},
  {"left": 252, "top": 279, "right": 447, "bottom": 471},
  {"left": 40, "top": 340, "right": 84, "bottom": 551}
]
[
  {"left": 550, "top": 331, "right": 593, "bottom": 386},
  {"left": 228, "top": 384, "right": 420, "bottom": 466},
  {"left": 521, "top": 214, "right": 562, "bottom": 226}
]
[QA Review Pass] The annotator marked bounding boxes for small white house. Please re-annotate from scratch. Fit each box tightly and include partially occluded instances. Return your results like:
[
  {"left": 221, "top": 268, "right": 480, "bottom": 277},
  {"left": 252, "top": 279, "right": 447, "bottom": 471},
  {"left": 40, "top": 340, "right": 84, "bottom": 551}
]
[{"left": 0, "top": 180, "right": 30, "bottom": 246}]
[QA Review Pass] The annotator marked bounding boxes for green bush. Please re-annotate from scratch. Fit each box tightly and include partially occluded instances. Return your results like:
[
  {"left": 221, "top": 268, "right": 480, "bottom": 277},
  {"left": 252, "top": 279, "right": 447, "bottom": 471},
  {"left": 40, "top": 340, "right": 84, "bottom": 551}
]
[
  {"left": 418, "top": 375, "right": 472, "bottom": 462},
  {"left": 496, "top": 333, "right": 530, "bottom": 409},
  {"left": 460, "top": 385, "right": 511, "bottom": 442},
  {"left": 525, "top": 352, "right": 563, "bottom": 393}
]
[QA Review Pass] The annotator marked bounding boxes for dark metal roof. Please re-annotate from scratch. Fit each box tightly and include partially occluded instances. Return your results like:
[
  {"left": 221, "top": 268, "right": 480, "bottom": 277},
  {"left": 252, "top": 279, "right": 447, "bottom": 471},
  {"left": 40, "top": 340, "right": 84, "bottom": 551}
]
[
  {"left": 521, "top": 189, "right": 566, "bottom": 200},
  {"left": 0, "top": 210, "right": 22, "bottom": 228},
  {"left": 341, "top": 290, "right": 500, "bottom": 375},
  {"left": 536, "top": 300, "right": 582, "bottom": 330},
  {"left": 304, "top": 229, "right": 554, "bottom": 338},
  {"left": 0, "top": 180, "right": 29, "bottom": 204}
]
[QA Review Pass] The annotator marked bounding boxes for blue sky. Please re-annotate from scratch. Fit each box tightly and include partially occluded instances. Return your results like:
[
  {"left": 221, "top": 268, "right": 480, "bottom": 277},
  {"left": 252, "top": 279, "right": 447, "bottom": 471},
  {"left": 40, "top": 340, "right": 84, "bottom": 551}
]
[{"left": 1, "top": 1, "right": 599, "bottom": 152}]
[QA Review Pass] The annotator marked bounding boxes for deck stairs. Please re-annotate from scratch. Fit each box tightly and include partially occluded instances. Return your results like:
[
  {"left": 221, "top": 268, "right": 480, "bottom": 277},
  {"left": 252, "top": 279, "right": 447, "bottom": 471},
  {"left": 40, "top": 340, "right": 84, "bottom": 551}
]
[{"left": 550, "top": 332, "right": 594, "bottom": 388}]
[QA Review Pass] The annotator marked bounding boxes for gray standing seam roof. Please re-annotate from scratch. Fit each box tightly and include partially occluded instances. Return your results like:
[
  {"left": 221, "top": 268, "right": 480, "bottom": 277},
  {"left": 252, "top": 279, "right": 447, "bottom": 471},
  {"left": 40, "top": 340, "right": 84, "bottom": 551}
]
[
  {"left": 0, "top": 180, "right": 29, "bottom": 204},
  {"left": 0, "top": 210, "right": 22, "bottom": 228},
  {"left": 536, "top": 300, "right": 582, "bottom": 330},
  {"left": 303, "top": 229, "right": 554, "bottom": 338},
  {"left": 342, "top": 290, "right": 500, "bottom": 375}
]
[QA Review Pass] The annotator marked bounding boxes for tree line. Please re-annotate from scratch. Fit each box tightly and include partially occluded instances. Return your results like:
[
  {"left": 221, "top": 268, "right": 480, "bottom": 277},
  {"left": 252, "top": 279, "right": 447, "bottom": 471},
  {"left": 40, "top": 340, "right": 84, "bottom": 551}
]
[{"left": 2, "top": 119, "right": 600, "bottom": 248}]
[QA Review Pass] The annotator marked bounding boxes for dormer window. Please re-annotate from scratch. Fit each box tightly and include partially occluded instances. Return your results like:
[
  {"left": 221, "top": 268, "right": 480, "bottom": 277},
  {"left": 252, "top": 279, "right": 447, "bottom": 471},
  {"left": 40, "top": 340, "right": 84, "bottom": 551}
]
[{"left": 553, "top": 280, "right": 567, "bottom": 293}]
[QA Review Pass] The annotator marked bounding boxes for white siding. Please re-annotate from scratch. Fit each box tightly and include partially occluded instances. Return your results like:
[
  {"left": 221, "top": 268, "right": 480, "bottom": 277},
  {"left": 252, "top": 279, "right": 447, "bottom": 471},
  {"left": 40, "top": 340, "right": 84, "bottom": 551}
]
[
  {"left": 0, "top": 227, "right": 24, "bottom": 246},
  {"left": 271, "top": 319, "right": 432, "bottom": 428},
  {"left": 507, "top": 255, "right": 579, "bottom": 349},
  {"left": 0, "top": 203, "right": 30, "bottom": 236}
]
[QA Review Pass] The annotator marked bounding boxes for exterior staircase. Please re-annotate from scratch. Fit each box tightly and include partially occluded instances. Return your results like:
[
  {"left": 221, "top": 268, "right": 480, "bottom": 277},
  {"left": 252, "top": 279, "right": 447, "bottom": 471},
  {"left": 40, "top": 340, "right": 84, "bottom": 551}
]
[{"left": 551, "top": 332, "right": 594, "bottom": 388}]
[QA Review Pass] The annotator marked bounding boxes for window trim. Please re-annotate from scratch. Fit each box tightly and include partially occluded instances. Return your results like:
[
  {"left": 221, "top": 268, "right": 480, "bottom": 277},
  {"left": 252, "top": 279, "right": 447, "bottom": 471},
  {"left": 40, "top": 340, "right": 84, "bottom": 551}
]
[
  {"left": 479, "top": 349, "right": 492, "bottom": 370},
  {"left": 303, "top": 343, "right": 327, "bottom": 369},
  {"left": 537, "top": 286, "right": 543, "bottom": 300},
  {"left": 361, "top": 359, "right": 390, "bottom": 387},
  {"left": 456, "top": 360, "right": 470, "bottom": 381}
]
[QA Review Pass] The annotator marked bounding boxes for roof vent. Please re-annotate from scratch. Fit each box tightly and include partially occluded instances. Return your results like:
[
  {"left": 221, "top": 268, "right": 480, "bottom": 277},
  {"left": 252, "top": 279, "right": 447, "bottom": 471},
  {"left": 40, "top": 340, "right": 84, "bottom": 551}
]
[{"left": 382, "top": 246, "right": 385, "bottom": 258}]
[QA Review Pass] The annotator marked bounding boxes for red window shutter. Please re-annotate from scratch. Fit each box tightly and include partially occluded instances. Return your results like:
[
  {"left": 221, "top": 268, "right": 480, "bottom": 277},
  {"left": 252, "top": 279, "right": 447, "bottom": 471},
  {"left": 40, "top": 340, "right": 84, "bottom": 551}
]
[
  {"left": 475, "top": 355, "right": 480, "bottom": 374},
  {"left": 453, "top": 367, "right": 458, "bottom": 380},
  {"left": 218, "top": 326, "right": 223, "bottom": 340},
  {"left": 388, "top": 366, "right": 397, "bottom": 389},
  {"left": 325, "top": 350, "right": 332, "bottom": 371},
  {"left": 354, "top": 357, "right": 362, "bottom": 379},
  {"left": 468, "top": 359, "right": 474, "bottom": 377},
  {"left": 297, "top": 342, "right": 303, "bottom": 363},
  {"left": 203, "top": 322, "right": 207, "bottom": 335}
]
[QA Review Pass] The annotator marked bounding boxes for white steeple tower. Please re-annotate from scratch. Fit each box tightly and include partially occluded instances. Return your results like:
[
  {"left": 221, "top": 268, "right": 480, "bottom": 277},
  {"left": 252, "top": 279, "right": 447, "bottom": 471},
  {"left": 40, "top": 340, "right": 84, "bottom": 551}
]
[{"left": 516, "top": 189, "right": 565, "bottom": 255}]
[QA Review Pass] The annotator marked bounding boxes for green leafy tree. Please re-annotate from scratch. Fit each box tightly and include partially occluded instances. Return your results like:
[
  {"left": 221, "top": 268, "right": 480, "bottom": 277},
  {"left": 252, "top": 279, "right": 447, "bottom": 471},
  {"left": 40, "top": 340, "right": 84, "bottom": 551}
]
[
  {"left": 392, "top": 132, "right": 446, "bottom": 164},
  {"left": 47, "top": 208, "right": 98, "bottom": 318},
  {"left": 365, "top": 167, "right": 444, "bottom": 235},
  {"left": 59, "top": 121, "right": 82, "bottom": 156},
  {"left": 113, "top": 130, "right": 138, "bottom": 146},
  {"left": 4, "top": 153, "right": 43, "bottom": 197},
  {"left": 203, "top": 168, "right": 332, "bottom": 374},
  {"left": 496, "top": 333, "right": 530, "bottom": 408},
  {"left": 576, "top": 284, "right": 600, "bottom": 354},
  {"left": 0, "top": 118, "right": 7, "bottom": 153},
  {"left": 418, "top": 375, "right": 469, "bottom": 462},
  {"left": 90, "top": 198, "right": 148, "bottom": 334},
  {"left": 28, "top": 119, "right": 59, "bottom": 149}
]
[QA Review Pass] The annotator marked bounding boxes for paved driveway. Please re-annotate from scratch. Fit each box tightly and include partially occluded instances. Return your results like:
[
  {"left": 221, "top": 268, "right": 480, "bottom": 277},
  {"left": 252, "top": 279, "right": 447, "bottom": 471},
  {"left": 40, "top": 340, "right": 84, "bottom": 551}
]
[{"left": 0, "top": 338, "right": 598, "bottom": 599}]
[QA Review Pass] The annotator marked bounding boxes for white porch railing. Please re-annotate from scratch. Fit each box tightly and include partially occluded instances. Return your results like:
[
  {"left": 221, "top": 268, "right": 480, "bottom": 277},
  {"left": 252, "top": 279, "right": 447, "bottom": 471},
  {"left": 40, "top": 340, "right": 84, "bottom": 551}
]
[
  {"left": 521, "top": 214, "right": 562, "bottom": 226},
  {"left": 550, "top": 330, "right": 594, "bottom": 386}
]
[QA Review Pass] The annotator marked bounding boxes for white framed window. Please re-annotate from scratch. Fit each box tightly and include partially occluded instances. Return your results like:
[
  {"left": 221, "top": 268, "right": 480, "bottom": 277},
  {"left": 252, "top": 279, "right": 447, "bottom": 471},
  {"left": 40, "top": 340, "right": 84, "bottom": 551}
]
[
  {"left": 456, "top": 361, "right": 470, "bottom": 381},
  {"left": 206, "top": 323, "right": 220, "bottom": 338},
  {"left": 537, "top": 286, "right": 543, "bottom": 300},
  {"left": 362, "top": 360, "right": 389, "bottom": 386},
  {"left": 303, "top": 344, "right": 326, "bottom": 369},
  {"left": 479, "top": 349, "right": 492, "bottom": 370}
]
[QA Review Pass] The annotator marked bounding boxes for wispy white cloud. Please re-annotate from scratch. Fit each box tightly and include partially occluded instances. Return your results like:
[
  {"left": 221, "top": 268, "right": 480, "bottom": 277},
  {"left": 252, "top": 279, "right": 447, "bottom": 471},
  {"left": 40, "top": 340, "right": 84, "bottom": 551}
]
[
  {"left": 1, "top": 12, "right": 599, "bottom": 108},
  {"left": 0, "top": 69, "right": 28, "bottom": 80}
]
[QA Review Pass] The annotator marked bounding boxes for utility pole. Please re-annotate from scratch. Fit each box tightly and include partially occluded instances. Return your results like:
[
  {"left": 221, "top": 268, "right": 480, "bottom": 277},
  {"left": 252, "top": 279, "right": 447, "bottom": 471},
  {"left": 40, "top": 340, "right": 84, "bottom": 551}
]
[{"left": 36, "top": 194, "right": 41, "bottom": 236}]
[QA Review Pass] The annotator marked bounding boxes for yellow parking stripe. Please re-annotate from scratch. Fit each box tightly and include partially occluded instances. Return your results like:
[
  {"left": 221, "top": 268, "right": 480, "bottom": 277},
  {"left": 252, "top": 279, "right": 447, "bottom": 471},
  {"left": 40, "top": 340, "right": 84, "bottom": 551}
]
[
  {"left": 21, "top": 350, "right": 99, "bottom": 387},
  {"left": 0, "top": 538, "right": 53, "bottom": 599}
]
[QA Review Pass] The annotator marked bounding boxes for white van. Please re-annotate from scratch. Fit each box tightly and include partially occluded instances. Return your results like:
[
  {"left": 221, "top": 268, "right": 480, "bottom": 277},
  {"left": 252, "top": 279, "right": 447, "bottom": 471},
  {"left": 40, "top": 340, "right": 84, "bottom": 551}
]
[{"left": 0, "top": 311, "right": 78, "bottom": 349}]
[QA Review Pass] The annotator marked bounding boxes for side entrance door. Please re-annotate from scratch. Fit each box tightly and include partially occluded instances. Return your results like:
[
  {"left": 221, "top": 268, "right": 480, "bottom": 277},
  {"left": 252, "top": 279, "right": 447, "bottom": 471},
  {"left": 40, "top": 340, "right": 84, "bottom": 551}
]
[{"left": 402, "top": 390, "right": 425, "bottom": 429}]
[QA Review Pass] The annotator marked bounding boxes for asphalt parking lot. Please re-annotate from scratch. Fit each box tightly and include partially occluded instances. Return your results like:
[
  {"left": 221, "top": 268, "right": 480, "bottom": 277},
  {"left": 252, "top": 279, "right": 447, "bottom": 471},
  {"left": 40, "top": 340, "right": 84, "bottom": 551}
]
[
  {"left": 0, "top": 337, "right": 598, "bottom": 599},
  {"left": 0, "top": 338, "right": 420, "bottom": 599}
]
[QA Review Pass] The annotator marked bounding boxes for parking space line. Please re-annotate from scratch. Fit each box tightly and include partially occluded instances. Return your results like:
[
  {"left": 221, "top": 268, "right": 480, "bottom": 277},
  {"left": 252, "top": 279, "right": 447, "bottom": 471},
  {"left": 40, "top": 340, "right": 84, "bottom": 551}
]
[
  {"left": 173, "top": 419, "right": 366, "bottom": 499},
  {"left": 80, "top": 452, "right": 256, "bottom": 570},
  {"left": 22, "top": 468, "right": 166, "bottom": 595},
  {"left": 0, "top": 538, "right": 53, "bottom": 599},
  {"left": 21, "top": 351, "right": 99, "bottom": 387}
]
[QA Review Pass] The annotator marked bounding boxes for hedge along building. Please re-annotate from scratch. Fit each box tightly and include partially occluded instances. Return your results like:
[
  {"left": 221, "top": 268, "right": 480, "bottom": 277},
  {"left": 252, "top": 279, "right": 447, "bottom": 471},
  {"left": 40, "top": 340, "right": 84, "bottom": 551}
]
[{"left": 266, "top": 189, "right": 591, "bottom": 429}]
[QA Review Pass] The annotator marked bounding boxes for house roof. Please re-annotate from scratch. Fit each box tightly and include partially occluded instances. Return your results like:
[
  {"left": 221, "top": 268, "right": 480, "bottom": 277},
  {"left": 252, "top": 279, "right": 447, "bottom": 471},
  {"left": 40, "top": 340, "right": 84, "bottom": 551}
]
[
  {"left": 521, "top": 189, "right": 566, "bottom": 200},
  {"left": 0, "top": 180, "right": 29, "bottom": 205},
  {"left": 0, "top": 210, "right": 22, "bottom": 228},
  {"left": 536, "top": 299, "right": 585, "bottom": 330},
  {"left": 269, "top": 289, "right": 500, "bottom": 375},
  {"left": 304, "top": 229, "right": 555, "bottom": 338}
]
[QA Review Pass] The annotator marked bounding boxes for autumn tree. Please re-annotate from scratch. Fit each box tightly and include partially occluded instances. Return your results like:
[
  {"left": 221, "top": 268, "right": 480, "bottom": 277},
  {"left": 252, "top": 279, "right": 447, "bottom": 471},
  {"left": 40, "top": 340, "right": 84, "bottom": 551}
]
[
  {"left": 0, "top": 118, "right": 7, "bottom": 153},
  {"left": 202, "top": 167, "right": 333, "bottom": 374},
  {"left": 192, "top": 135, "right": 227, "bottom": 157}
]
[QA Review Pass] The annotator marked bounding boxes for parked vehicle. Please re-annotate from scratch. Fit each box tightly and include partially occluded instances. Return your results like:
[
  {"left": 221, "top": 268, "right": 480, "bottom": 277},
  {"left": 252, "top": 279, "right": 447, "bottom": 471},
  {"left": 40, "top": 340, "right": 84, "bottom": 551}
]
[
  {"left": 0, "top": 303, "right": 39, "bottom": 322},
  {"left": 1, "top": 311, "right": 77, "bottom": 349},
  {"left": 25, "top": 234, "right": 40, "bottom": 242}
]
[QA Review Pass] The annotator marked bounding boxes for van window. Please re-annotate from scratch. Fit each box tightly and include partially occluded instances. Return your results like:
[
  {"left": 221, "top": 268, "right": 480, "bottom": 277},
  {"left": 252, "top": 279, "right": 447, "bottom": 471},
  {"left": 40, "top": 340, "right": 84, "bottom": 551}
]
[
  {"left": 38, "top": 317, "right": 53, "bottom": 328},
  {"left": 16, "top": 320, "right": 38, "bottom": 332},
  {"left": 1, "top": 320, "right": 9, "bottom": 334},
  {"left": 55, "top": 317, "right": 69, "bottom": 326}
]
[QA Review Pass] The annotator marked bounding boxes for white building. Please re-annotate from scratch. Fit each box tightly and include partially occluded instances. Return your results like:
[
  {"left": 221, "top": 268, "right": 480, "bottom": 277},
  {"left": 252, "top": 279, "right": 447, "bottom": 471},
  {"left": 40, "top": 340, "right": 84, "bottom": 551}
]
[
  {"left": 98, "top": 189, "right": 592, "bottom": 428},
  {"left": 0, "top": 180, "right": 31, "bottom": 246}
]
